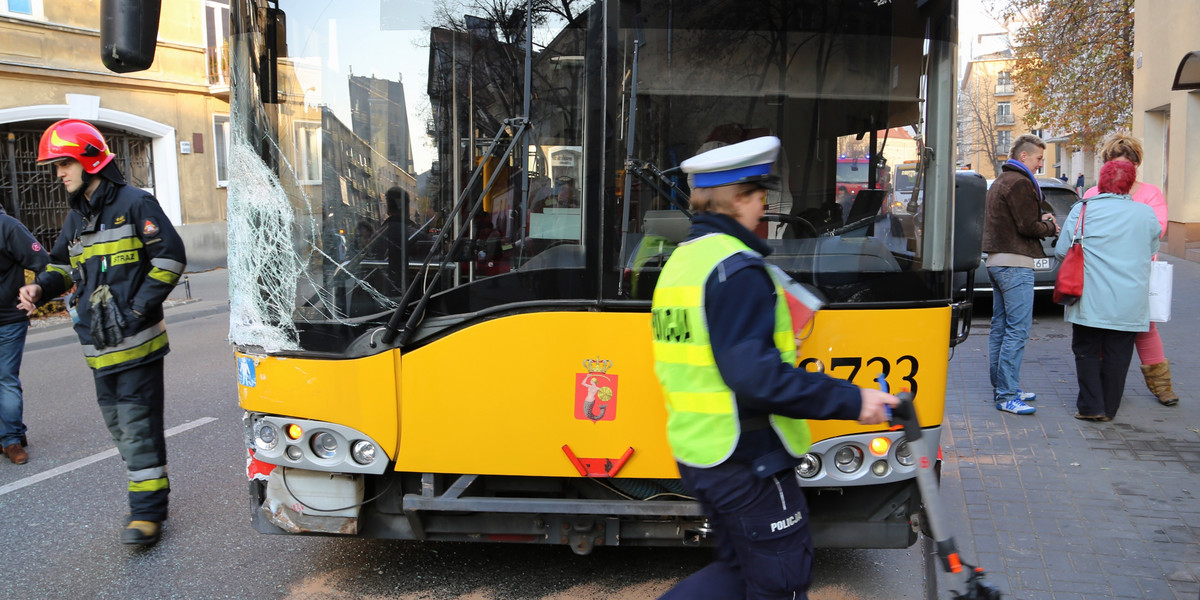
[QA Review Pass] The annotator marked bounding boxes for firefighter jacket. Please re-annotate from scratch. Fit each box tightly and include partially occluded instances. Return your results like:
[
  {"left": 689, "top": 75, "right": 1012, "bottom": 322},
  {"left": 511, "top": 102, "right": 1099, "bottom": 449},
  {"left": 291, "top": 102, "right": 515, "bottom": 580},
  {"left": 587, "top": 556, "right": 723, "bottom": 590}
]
[
  {"left": 34, "top": 179, "right": 187, "bottom": 374},
  {"left": 0, "top": 214, "right": 50, "bottom": 326}
]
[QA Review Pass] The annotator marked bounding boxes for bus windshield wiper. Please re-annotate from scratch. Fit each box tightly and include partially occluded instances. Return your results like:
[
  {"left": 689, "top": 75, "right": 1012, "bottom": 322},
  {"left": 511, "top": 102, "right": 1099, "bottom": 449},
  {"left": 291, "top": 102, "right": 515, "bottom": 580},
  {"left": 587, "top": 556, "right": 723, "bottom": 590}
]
[
  {"left": 625, "top": 159, "right": 691, "bottom": 218},
  {"left": 380, "top": 118, "right": 530, "bottom": 348}
]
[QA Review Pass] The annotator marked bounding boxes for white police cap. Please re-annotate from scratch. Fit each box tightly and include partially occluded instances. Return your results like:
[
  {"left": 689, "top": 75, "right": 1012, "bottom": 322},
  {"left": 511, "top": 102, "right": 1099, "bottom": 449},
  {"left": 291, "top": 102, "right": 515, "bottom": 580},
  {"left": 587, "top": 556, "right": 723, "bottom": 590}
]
[{"left": 681, "top": 136, "right": 781, "bottom": 190}]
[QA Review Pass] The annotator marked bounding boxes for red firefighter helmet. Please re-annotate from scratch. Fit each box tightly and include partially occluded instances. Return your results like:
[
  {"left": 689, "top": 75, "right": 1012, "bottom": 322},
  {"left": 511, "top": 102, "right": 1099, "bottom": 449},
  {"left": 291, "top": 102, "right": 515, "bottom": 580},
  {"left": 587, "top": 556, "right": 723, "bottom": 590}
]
[{"left": 37, "top": 119, "right": 115, "bottom": 174}]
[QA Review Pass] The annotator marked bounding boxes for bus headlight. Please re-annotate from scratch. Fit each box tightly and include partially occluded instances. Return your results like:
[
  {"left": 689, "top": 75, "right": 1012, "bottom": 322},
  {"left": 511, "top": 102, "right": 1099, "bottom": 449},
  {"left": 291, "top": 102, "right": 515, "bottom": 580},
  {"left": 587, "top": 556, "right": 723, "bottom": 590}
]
[
  {"left": 871, "top": 460, "right": 889, "bottom": 477},
  {"left": 311, "top": 431, "right": 338, "bottom": 459},
  {"left": 895, "top": 440, "right": 915, "bottom": 466},
  {"left": 834, "top": 445, "right": 863, "bottom": 473},
  {"left": 245, "top": 415, "right": 387, "bottom": 475},
  {"left": 253, "top": 421, "right": 279, "bottom": 451},
  {"left": 351, "top": 440, "right": 376, "bottom": 465},
  {"left": 796, "top": 454, "right": 821, "bottom": 478}
]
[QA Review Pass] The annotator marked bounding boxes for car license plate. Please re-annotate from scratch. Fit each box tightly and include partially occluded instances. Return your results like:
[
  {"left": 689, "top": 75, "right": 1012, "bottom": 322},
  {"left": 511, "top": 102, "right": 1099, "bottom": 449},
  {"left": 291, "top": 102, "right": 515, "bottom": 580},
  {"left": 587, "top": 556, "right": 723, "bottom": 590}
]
[{"left": 1033, "top": 258, "right": 1051, "bottom": 271}]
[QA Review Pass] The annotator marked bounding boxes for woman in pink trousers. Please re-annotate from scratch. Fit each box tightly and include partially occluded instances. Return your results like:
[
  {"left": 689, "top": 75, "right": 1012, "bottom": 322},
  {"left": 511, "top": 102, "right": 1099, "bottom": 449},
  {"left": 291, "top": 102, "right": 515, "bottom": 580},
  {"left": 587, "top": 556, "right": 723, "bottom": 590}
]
[{"left": 1083, "top": 133, "right": 1178, "bottom": 406}]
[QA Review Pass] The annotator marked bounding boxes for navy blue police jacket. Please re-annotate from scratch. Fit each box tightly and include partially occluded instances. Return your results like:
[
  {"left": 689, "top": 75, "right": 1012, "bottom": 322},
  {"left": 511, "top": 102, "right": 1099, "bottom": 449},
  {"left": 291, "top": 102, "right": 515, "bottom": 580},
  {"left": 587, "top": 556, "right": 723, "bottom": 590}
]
[
  {"left": 0, "top": 214, "right": 50, "bottom": 327},
  {"left": 34, "top": 178, "right": 187, "bottom": 375},
  {"left": 688, "top": 213, "right": 861, "bottom": 474}
]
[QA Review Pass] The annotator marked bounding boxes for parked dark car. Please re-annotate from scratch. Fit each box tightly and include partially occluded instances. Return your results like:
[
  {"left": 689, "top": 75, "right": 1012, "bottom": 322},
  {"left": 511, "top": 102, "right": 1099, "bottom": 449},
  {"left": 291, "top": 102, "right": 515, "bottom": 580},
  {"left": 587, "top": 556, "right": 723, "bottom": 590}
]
[{"left": 973, "top": 177, "right": 1081, "bottom": 297}]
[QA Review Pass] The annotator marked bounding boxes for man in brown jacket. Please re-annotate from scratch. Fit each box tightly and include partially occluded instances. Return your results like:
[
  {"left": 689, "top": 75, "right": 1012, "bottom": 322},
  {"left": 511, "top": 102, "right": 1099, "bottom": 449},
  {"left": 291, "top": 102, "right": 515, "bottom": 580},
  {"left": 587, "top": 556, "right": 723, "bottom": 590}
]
[{"left": 982, "top": 134, "right": 1060, "bottom": 415}]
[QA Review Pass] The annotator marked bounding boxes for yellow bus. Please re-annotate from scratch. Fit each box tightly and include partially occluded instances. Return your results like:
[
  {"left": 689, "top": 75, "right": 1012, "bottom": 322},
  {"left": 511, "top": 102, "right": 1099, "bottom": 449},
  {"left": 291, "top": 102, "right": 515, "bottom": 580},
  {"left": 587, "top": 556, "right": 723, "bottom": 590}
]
[{"left": 108, "top": 0, "right": 979, "bottom": 553}]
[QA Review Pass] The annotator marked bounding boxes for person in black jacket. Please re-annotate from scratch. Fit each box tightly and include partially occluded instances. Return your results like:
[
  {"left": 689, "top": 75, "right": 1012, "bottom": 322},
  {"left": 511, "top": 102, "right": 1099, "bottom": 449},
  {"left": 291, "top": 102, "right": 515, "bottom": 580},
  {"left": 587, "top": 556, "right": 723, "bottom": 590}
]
[
  {"left": 18, "top": 119, "right": 186, "bottom": 546},
  {"left": 0, "top": 212, "right": 49, "bottom": 465},
  {"left": 368, "top": 187, "right": 429, "bottom": 295}
]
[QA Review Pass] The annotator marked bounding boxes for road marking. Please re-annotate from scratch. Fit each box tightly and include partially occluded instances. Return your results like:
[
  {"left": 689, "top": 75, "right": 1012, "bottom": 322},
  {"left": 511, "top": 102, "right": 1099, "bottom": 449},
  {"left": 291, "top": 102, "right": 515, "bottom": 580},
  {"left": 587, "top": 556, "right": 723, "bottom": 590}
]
[{"left": 0, "top": 417, "right": 218, "bottom": 497}]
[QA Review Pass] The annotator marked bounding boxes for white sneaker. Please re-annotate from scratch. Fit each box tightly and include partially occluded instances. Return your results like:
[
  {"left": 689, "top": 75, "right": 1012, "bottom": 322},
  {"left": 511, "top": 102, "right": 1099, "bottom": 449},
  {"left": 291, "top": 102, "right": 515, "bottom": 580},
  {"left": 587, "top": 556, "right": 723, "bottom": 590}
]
[
  {"left": 1017, "top": 390, "right": 1037, "bottom": 402},
  {"left": 996, "top": 398, "right": 1036, "bottom": 415}
]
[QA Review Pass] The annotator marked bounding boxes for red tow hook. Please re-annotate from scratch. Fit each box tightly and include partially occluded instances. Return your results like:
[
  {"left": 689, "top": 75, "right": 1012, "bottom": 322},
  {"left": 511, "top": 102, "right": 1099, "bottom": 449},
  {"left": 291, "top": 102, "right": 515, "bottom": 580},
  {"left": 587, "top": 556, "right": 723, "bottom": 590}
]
[{"left": 562, "top": 445, "right": 634, "bottom": 477}]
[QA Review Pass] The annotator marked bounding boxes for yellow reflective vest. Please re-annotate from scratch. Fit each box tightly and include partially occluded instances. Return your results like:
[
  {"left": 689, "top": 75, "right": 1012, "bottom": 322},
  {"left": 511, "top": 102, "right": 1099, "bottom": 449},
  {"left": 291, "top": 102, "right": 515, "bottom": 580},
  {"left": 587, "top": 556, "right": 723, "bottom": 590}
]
[{"left": 651, "top": 233, "right": 811, "bottom": 467}]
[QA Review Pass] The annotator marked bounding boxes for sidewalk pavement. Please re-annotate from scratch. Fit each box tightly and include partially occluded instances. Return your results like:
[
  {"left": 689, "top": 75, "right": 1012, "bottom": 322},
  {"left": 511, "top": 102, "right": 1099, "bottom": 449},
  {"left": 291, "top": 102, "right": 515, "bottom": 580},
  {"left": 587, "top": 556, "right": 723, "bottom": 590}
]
[
  {"left": 943, "top": 254, "right": 1200, "bottom": 600},
  {"left": 25, "top": 268, "right": 230, "bottom": 352}
]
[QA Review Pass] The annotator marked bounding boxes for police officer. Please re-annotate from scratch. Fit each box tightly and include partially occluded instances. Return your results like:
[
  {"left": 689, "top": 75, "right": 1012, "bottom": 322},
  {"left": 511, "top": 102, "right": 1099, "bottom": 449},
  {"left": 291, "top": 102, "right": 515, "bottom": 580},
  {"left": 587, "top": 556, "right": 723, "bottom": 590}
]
[
  {"left": 19, "top": 119, "right": 187, "bottom": 546},
  {"left": 0, "top": 211, "right": 50, "bottom": 465},
  {"left": 651, "top": 137, "right": 898, "bottom": 599}
]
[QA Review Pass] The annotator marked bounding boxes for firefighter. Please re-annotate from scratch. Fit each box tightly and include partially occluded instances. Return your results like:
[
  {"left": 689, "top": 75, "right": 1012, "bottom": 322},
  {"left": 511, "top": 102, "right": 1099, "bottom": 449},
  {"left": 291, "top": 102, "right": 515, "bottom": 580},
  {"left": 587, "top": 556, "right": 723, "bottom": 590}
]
[
  {"left": 19, "top": 119, "right": 186, "bottom": 546},
  {"left": 651, "top": 136, "right": 898, "bottom": 599}
]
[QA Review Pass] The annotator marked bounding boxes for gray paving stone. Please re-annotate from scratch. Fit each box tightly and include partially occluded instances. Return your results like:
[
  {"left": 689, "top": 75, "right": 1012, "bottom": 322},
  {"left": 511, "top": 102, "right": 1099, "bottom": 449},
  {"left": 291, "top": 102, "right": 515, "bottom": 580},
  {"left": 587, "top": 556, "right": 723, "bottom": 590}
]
[
  {"left": 1038, "top": 550, "right": 1074, "bottom": 573},
  {"left": 1109, "top": 576, "right": 1150, "bottom": 598},
  {"left": 1050, "top": 592, "right": 1088, "bottom": 600},
  {"left": 1067, "top": 552, "right": 1104, "bottom": 575},
  {"left": 1136, "top": 577, "right": 1178, "bottom": 599},
  {"left": 1049, "top": 577, "right": 1114, "bottom": 596},
  {"left": 1016, "top": 567, "right": 1052, "bottom": 591}
]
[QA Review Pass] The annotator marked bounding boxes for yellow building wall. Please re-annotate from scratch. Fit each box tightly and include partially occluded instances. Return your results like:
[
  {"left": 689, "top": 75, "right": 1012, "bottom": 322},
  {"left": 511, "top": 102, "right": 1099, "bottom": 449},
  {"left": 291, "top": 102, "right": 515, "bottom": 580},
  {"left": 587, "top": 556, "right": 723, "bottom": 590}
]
[
  {"left": 1133, "top": 0, "right": 1200, "bottom": 260},
  {"left": 0, "top": 0, "right": 228, "bottom": 229},
  {"left": 961, "top": 56, "right": 1064, "bottom": 183}
]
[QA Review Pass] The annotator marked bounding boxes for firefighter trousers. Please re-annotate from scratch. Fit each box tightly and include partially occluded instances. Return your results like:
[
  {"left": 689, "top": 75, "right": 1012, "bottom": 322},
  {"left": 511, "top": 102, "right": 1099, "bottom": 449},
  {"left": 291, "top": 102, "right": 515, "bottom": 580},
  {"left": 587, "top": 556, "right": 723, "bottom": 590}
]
[{"left": 95, "top": 358, "right": 169, "bottom": 522}]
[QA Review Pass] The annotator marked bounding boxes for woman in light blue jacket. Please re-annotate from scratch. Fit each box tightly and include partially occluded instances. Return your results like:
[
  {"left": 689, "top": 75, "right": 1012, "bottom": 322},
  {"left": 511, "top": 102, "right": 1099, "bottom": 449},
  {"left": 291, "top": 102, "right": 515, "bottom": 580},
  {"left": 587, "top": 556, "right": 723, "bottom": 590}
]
[{"left": 1054, "top": 160, "right": 1161, "bottom": 421}]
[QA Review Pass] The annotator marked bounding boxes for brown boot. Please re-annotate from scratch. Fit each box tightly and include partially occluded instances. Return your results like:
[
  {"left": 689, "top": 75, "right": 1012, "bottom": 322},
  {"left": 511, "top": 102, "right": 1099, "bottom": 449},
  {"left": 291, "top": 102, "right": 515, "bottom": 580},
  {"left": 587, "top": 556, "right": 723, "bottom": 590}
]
[
  {"left": 1140, "top": 360, "right": 1179, "bottom": 406},
  {"left": 121, "top": 520, "right": 162, "bottom": 545},
  {"left": 3, "top": 443, "right": 28, "bottom": 464}
]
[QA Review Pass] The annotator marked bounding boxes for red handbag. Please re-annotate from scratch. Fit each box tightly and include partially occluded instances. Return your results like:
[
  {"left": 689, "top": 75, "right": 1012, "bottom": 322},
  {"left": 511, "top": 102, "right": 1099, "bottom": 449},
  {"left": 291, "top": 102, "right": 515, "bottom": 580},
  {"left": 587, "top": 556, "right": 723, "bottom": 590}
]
[{"left": 1053, "top": 203, "right": 1086, "bottom": 306}]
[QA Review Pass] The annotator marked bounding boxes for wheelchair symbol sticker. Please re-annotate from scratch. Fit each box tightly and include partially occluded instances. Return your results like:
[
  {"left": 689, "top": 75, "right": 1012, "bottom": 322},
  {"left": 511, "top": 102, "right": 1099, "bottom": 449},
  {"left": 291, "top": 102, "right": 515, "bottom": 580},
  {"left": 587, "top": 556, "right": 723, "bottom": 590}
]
[{"left": 237, "top": 357, "right": 256, "bottom": 388}]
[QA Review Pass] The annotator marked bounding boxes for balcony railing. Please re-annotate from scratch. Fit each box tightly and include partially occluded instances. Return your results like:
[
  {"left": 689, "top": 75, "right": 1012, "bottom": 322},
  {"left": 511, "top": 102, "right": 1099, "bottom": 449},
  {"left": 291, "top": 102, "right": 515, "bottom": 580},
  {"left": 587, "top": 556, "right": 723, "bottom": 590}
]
[
  {"left": 996, "top": 113, "right": 1015, "bottom": 126},
  {"left": 995, "top": 83, "right": 1014, "bottom": 96},
  {"left": 207, "top": 45, "right": 229, "bottom": 87}
]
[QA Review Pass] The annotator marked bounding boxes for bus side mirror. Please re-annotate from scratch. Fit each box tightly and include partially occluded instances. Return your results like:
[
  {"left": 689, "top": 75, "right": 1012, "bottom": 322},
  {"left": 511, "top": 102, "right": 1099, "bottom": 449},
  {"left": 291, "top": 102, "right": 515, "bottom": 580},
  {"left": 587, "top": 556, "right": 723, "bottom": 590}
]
[
  {"left": 100, "top": 0, "right": 162, "bottom": 73},
  {"left": 952, "top": 170, "right": 987, "bottom": 272},
  {"left": 260, "top": 6, "right": 286, "bottom": 104}
]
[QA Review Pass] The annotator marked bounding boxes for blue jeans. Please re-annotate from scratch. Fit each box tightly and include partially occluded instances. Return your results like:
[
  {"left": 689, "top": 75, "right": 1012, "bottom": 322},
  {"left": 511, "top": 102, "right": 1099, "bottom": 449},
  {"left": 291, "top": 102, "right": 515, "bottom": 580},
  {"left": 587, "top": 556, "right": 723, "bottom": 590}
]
[
  {"left": 988, "top": 266, "right": 1034, "bottom": 403},
  {"left": 0, "top": 320, "right": 29, "bottom": 447}
]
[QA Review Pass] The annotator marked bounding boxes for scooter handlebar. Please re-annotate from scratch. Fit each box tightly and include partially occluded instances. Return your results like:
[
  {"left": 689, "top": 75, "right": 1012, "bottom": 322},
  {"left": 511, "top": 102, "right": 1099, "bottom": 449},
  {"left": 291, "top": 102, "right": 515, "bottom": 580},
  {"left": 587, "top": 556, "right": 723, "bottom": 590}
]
[
  {"left": 889, "top": 392, "right": 921, "bottom": 442},
  {"left": 874, "top": 373, "right": 919, "bottom": 440}
]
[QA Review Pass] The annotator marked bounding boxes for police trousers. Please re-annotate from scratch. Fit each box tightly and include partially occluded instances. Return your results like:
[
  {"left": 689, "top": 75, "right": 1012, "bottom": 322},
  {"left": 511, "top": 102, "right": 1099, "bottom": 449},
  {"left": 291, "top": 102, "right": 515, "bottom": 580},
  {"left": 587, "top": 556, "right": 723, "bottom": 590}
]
[
  {"left": 95, "top": 358, "right": 169, "bottom": 521},
  {"left": 659, "top": 461, "right": 813, "bottom": 600}
]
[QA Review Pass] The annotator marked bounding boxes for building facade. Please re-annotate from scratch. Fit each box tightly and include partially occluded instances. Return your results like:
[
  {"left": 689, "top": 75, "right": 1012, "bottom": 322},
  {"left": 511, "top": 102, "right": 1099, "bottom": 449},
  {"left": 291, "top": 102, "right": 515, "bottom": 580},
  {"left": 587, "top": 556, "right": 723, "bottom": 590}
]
[
  {"left": 958, "top": 51, "right": 1067, "bottom": 182},
  {"left": 1133, "top": 0, "right": 1200, "bottom": 261},
  {"left": 0, "top": 0, "right": 231, "bottom": 269}
]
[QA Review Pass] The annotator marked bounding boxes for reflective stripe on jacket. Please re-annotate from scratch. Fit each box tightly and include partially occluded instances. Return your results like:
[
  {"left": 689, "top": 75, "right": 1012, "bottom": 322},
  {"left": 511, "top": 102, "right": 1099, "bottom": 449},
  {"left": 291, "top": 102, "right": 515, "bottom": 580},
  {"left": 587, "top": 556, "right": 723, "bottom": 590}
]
[
  {"left": 652, "top": 233, "right": 811, "bottom": 467},
  {"left": 34, "top": 180, "right": 186, "bottom": 374}
]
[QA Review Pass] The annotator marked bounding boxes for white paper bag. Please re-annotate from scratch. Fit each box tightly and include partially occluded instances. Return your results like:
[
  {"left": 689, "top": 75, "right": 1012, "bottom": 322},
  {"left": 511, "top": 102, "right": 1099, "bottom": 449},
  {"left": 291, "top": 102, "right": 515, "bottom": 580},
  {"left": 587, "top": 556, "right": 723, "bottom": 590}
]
[{"left": 1148, "top": 260, "right": 1173, "bottom": 323}]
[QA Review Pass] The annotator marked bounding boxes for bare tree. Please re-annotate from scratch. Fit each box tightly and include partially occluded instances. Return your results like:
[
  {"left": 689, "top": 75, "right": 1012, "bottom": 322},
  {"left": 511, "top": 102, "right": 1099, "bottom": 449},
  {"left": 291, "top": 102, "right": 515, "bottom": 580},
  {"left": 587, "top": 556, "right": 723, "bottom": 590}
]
[
  {"left": 429, "top": 0, "right": 584, "bottom": 44},
  {"left": 537, "top": 0, "right": 579, "bottom": 23},
  {"left": 959, "top": 67, "right": 1003, "bottom": 176}
]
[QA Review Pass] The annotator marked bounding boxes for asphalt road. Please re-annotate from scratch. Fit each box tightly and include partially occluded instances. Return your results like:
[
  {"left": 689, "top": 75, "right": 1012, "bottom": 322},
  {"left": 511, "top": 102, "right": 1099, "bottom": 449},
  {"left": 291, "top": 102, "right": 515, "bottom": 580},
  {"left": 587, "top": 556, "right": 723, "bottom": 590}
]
[{"left": 0, "top": 273, "right": 944, "bottom": 600}]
